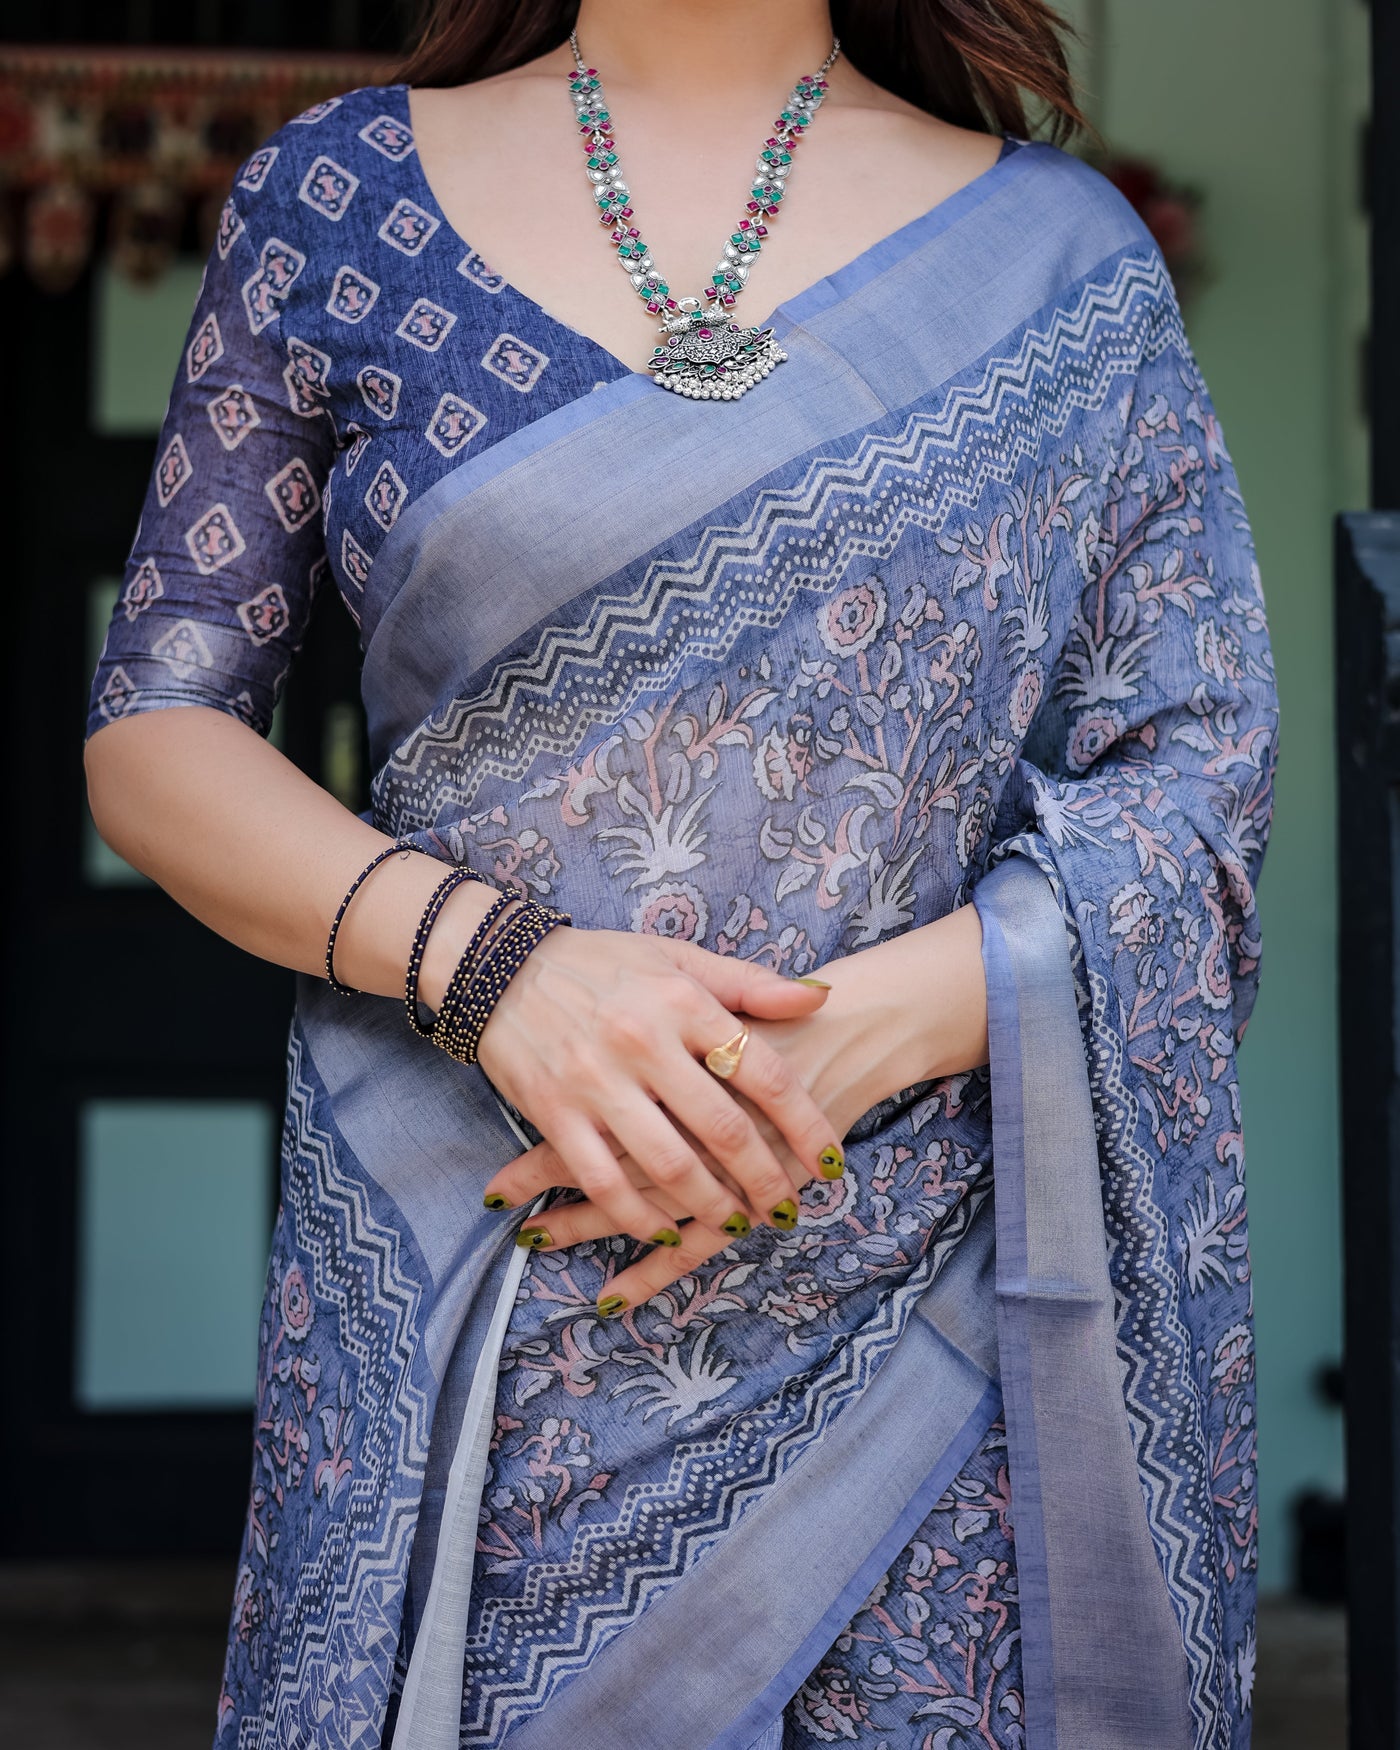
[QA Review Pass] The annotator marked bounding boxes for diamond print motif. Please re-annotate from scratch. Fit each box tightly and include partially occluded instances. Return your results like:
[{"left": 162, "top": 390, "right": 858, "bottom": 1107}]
[
  {"left": 326, "top": 265, "right": 381, "bottom": 324},
  {"left": 364, "top": 460, "right": 408, "bottom": 531},
  {"left": 377, "top": 199, "right": 439, "bottom": 257},
  {"left": 358, "top": 114, "right": 415, "bottom": 160},
  {"left": 424, "top": 392, "right": 486, "bottom": 458},
  {"left": 298, "top": 155, "right": 359, "bottom": 222},
  {"left": 481, "top": 332, "right": 549, "bottom": 392},
  {"left": 207, "top": 384, "right": 261, "bottom": 451},
  {"left": 264, "top": 458, "right": 323, "bottom": 532},
  {"left": 184, "top": 503, "right": 246, "bottom": 575},
  {"left": 155, "top": 434, "right": 192, "bottom": 506},
  {"left": 395, "top": 298, "right": 455, "bottom": 352}
]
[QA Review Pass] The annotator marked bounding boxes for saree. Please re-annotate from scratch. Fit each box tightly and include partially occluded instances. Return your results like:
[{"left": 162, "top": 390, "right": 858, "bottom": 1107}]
[{"left": 84, "top": 89, "right": 1275, "bottom": 1750}]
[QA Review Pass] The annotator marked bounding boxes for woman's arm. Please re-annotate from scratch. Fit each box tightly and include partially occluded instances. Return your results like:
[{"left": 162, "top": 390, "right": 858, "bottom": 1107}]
[
  {"left": 479, "top": 902, "right": 989, "bottom": 1308},
  {"left": 85, "top": 704, "right": 847, "bottom": 1243}
]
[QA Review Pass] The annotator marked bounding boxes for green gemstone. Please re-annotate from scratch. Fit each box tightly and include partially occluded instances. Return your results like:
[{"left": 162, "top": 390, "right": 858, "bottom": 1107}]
[
  {"left": 779, "top": 152, "right": 791, "bottom": 164},
  {"left": 702, "top": 362, "right": 716, "bottom": 374}
]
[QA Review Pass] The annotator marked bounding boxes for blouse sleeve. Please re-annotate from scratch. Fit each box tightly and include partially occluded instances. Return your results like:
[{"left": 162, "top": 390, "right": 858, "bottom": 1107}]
[{"left": 85, "top": 172, "right": 337, "bottom": 743}]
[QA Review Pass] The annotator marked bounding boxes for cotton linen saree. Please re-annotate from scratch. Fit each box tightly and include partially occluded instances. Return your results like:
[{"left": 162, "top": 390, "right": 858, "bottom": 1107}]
[{"left": 84, "top": 84, "right": 1276, "bottom": 1750}]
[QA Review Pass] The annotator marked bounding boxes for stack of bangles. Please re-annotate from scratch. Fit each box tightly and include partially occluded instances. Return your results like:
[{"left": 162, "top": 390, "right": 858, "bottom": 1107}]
[{"left": 323, "top": 840, "right": 572, "bottom": 1064}]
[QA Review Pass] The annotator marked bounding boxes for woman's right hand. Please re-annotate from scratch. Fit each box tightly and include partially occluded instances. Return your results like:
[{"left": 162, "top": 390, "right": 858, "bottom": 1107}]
[{"left": 462, "top": 920, "right": 843, "bottom": 1244}]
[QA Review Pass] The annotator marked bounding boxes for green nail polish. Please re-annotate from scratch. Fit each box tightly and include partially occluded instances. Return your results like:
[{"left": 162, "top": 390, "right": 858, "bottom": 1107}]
[
  {"left": 650, "top": 1227, "right": 682, "bottom": 1247},
  {"left": 516, "top": 1225, "right": 552, "bottom": 1249},
  {"left": 795, "top": 976, "right": 831, "bottom": 988},
  {"left": 597, "top": 1293, "right": 628, "bottom": 1318},
  {"left": 770, "top": 1198, "right": 799, "bottom": 1229},
  {"left": 722, "top": 1211, "right": 752, "bottom": 1238},
  {"left": 483, "top": 1192, "right": 510, "bottom": 1211},
  {"left": 819, "top": 1145, "right": 845, "bottom": 1179}
]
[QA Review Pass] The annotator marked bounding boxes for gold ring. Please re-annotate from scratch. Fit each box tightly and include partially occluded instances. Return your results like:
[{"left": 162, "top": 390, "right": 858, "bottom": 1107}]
[{"left": 704, "top": 1024, "right": 750, "bottom": 1080}]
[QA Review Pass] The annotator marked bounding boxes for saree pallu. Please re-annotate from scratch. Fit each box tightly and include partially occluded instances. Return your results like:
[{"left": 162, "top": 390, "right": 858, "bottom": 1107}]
[{"left": 220, "top": 144, "right": 1274, "bottom": 1750}]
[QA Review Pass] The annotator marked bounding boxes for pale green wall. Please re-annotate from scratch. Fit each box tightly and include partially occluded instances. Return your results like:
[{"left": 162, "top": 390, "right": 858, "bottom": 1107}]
[{"left": 1060, "top": 0, "right": 1367, "bottom": 1592}]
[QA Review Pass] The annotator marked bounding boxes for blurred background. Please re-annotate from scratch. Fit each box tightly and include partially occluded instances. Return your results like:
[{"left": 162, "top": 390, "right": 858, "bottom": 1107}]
[{"left": 0, "top": 1, "right": 1387, "bottom": 1746}]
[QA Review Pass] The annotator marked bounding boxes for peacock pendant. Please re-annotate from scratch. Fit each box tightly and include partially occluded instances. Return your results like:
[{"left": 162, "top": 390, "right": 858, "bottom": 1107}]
[
  {"left": 647, "top": 300, "right": 786, "bottom": 401},
  {"left": 567, "top": 31, "right": 840, "bottom": 402}
]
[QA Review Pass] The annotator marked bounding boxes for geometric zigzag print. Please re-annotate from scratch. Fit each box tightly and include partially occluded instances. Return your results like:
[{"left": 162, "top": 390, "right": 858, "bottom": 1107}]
[
  {"left": 1004, "top": 842, "right": 1237, "bottom": 1750},
  {"left": 228, "top": 1022, "right": 432, "bottom": 1750},
  {"left": 1086, "top": 957, "right": 1231, "bottom": 1750},
  {"left": 460, "top": 1177, "right": 993, "bottom": 1744},
  {"left": 375, "top": 250, "right": 1179, "bottom": 838}
]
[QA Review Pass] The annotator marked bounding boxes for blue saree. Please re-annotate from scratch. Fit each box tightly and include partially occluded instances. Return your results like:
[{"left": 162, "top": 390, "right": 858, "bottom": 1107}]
[{"left": 84, "top": 83, "right": 1276, "bottom": 1750}]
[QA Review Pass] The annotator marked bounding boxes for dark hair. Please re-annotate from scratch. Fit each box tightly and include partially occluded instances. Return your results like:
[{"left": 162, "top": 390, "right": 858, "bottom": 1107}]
[{"left": 396, "top": 1, "right": 1088, "bottom": 147}]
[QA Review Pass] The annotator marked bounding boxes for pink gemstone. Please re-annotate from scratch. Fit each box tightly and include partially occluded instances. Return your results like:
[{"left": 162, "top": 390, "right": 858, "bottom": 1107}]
[
  {"left": 717, "top": 364, "right": 727, "bottom": 374},
  {"left": 667, "top": 337, "right": 680, "bottom": 346},
  {"left": 728, "top": 323, "right": 739, "bottom": 331},
  {"left": 746, "top": 200, "right": 760, "bottom": 213},
  {"left": 664, "top": 297, "right": 678, "bottom": 308},
  {"left": 697, "top": 328, "right": 711, "bottom": 338},
  {"left": 738, "top": 219, "right": 751, "bottom": 230},
  {"left": 721, "top": 293, "right": 735, "bottom": 305},
  {"left": 611, "top": 229, "right": 623, "bottom": 241},
  {"left": 646, "top": 300, "right": 660, "bottom": 312},
  {"left": 765, "top": 204, "right": 779, "bottom": 215},
  {"left": 755, "top": 224, "right": 769, "bottom": 236},
  {"left": 628, "top": 227, "right": 639, "bottom": 237},
  {"left": 766, "top": 136, "right": 780, "bottom": 146},
  {"left": 585, "top": 67, "right": 597, "bottom": 75},
  {"left": 620, "top": 206, "right": 633, "bottom": 217}
]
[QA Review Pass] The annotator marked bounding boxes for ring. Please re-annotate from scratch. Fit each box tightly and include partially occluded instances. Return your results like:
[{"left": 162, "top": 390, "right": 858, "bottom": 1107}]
[{"left": 703, "top": 1024, "right": 750, "bottom": 1080}]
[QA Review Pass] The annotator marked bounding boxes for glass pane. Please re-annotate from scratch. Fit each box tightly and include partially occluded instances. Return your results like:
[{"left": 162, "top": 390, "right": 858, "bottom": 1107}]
[
  {"left": 75, "top": 1099, "right": 275, "bottom": 1411},
  {"left": 91, "top": 257, "right": 204, "bottom": 436}
]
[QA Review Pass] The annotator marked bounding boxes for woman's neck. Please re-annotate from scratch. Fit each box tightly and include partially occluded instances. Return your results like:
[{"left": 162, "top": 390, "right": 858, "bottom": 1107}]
[{"left": 570, "top": 0, "right": 839, "bottom": 102}]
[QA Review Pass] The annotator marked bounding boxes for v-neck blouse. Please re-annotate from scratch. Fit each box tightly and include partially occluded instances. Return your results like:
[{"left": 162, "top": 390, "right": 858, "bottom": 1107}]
[{"left": 84, "top": 81, "right": 1028, "bottom": 744}]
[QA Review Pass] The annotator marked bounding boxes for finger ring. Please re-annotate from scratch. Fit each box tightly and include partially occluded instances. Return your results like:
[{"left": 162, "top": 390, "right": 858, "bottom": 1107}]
[{"left": 704, "top": 1024, "right": 750, "bottom": 1080}]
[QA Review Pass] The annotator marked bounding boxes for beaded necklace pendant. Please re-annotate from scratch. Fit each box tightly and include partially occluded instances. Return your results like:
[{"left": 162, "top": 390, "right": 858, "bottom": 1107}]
[{"left": 567, "top": 32, "right": 841, "bottom": 401}]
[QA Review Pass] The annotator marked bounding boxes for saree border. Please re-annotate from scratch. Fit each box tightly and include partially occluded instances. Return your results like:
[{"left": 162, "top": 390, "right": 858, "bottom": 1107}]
[{"left": 974, "top": 854, "right": 1195, "bottom": 1749}]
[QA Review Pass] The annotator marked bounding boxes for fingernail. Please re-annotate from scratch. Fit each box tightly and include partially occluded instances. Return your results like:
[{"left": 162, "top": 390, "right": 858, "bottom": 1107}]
[
  {"left": 819, "top": 1145, "right": 844, "bottom": 1179},
  {"left": 722, "top": 1211, "right": 751, "bottom": 1238},
  {"left": 597, "top": 1293, "right": 628, "bottom": 1318},
  {"left": 770, "top": 1198, "right": 799, "bottom": 1229},
  {"left": 795, "top": 976, "right": 831, "bottom": 988},
  {"left": 650, "top": 1227, "right": 682, "bottom": 1247},
  {"left": 483, "top": 1192, "right": 511, "bottom": 1211},
  {"left": 516, "top": 1225, "right": 552, "bottom": 1249}
]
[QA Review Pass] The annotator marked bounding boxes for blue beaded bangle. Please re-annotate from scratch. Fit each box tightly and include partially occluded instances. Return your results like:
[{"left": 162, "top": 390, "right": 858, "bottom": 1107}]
[
  {"left": 403, "top": 865, "right": 490, "bottom": 1038},
  {"left": 431, "top": 897, "right": 572, "bottom": 1066},
  {"left": 325, "top": 839, "right": 417, "bottom": 996}
]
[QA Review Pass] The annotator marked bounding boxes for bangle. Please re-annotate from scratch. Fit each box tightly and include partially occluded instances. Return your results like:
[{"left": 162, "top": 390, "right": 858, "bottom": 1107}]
[
  {"left": 403, "top": 865, "right": 490, "bottom": 1038},
  {"left": 431, "top": 896, "right": 572, "bottom": 1066},
  {"left": 326, "top": 839, "right": 418, "bottom": 995},
  {"left": 427, "top": 890, "right": 518, "bottom": 1042}
]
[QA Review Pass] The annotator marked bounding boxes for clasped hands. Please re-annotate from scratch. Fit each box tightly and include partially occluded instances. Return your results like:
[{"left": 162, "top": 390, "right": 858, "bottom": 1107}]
[{"left": 475, "top": 905, "right": 988, "bottom": 1317}]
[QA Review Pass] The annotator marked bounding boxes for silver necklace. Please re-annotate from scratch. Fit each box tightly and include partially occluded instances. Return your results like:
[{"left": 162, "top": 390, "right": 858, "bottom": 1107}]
[{"left": 566, "top": 29, "right": 841, "bottom": 400}]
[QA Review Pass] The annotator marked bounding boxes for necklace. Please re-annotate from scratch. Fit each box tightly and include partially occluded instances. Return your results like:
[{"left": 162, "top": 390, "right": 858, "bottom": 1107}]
[{"left": 566, "top": 29, "right": 841, "bottom": 400}]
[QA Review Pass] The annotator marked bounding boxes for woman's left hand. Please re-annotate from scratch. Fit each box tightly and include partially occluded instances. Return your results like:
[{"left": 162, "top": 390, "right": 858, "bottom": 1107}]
[{"left": 481, "top": 903, "right": 990, "bottom": 1314}]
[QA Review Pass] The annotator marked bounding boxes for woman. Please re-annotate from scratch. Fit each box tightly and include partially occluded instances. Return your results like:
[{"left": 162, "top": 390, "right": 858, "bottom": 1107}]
[{"left": 83, "top": 0, "right": 1276, "bottom": 1744}]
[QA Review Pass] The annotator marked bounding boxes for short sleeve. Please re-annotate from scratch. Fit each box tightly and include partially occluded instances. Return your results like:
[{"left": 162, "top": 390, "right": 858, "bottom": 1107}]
[{"left": 85, "top": 175, "right": 337, "bottom": 742}]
